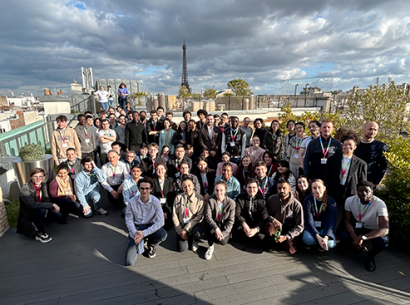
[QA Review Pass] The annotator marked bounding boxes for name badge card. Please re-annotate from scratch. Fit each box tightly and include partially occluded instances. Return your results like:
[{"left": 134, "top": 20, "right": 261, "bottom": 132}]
[
  {"left": 321, "top": 158, "right": 327, "bottom": 164},
  {"left": 230, "top": 142, "right": 235, "bottom": 146},
  {"left": 183, "top": 217, "right": 190, "bottom": 224},
  {"left": 62, "top": 143, "right": 68, "bottom": 148},
  {"left": 294, "top": 153, "right": 299, "bottom": 159},
  {"left": 160, "top": 198, "right": 167, "bottom": 204},
  {"left": 314, "top": 221, "right": 322, "bottom": 227},
  {"left": 355, "top": 222, "right": 363, "bottom": 229},
  {"left": 175, "top": 172, "right": 180, "bottom": 178},
  {"left": 85, "top": 139, "right": 90, "bottom": 143}
]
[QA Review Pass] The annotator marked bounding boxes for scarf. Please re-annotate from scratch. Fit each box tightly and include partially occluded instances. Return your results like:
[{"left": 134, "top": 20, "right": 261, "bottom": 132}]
[{"left": 56, "top": 176, "right": 73, "bottom": 196}]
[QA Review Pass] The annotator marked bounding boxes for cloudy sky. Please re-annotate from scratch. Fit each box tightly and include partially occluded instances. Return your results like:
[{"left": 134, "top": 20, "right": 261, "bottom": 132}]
[{"left": 1, "top": 0, "right": 410, "bottom": 96}]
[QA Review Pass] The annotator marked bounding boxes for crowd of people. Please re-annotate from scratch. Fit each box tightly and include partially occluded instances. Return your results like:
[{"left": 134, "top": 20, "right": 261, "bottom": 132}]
[{"left": 17, "top": 105, "right": 389, "bottom": 272}]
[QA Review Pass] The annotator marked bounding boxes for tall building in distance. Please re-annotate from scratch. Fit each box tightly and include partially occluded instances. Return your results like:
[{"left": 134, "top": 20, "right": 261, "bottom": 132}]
[{"left": 181, "top": 39, "right": 191, "bottom": 93}]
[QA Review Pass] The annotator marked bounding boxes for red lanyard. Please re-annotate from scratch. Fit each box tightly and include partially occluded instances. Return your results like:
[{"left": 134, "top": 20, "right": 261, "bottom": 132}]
[
  {"left": 259, "top": 177, "right": 268, "bottom": 195},
  {"left": 319, "top": 137, "right": 332, "bottom": 158},
  {"left": 358, "top": 199, "right": 372, "bottom": 222},
  {"left": 313, "top": 197, "right": 323, "bottom": 219}
]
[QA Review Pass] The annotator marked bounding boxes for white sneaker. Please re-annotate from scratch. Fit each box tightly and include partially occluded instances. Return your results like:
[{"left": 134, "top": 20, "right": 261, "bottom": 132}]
[
  {"left": 96, "top": 207, "right": 108, "bottom": 216},
  {"left": 192, "top": 239, "right": 199, "bottom": 253},
  {"left": 205, "top": 245, "right": 214, "bottom": 260}
]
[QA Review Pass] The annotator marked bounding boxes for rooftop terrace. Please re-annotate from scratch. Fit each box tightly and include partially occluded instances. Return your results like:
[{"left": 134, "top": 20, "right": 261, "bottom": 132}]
[{"left": 1, "top": 192, "right": 409, "bottom": 305}]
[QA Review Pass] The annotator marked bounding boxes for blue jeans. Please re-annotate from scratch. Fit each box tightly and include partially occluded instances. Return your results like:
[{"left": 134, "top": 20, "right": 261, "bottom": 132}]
[
  {"left": 231, "top": 157, "right": 241, "bottom": 165},
  {"left": 339, "top": 228, "right": 389, "bottom": 260},
  {"left": 302, "top": 230, "right": 336, "bottom": 249},
  {"left": 108, "top": 99, "right": 113, "bottom": 108},
  {"left": 84, "top": 189, "right": 102, "bottom": 217},
  {"left": 100, "top": 102, "right": 108, "bottom": 110},
  {"left": 125, "top": 224, "right": 168, "bottom": 266}
]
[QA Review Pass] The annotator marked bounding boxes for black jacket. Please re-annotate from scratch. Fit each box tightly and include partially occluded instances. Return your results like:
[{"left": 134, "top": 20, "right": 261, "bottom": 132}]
[
  {"left": 151, "top": 177, "right": 175, "bottom": 210},
  {"left": 141, "top": 155, "right": 167, "bottom": 178},
  {"left": 125, "top": 120, "right": 146, "bottom": 150},
  {"left": 167, "top": 156, "right": 192, "bottom": 180},
  {"left": 325, "top": 154, "right": 367, "bottom": 204},
  {"left": 17, "top": 182, "right": 53, "bottom": 238},
  {"left": 195, "top": 169, "right": 216, "bottom": 196},
  {"left": 235, "top": 192, "right": 269, "bottom": 228},
  {"left": 146, "top": 119, "right": 164, "bottom": 144}
]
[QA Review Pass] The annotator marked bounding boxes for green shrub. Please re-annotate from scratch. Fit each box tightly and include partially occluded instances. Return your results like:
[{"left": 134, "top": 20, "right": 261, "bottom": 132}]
[
  {"left": 5, "top": 199, "right": 19, "bottom": 228},
  {"left": 19, "top": 144, "right": 45, "bottom": 161}
]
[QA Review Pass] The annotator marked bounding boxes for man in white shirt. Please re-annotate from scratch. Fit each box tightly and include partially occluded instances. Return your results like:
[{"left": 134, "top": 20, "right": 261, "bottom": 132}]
[
  {"left": 101, "top": 150, "right": 129, "bottom": 206},
  {"left": 125, "top": 177, "right": 167, "bottom": 266},
  {"left": 94, "top": 86, "right": 109, "bottom": 111},
  {"left": 340, "top": 180, "right": 389, "bottom": 272}
]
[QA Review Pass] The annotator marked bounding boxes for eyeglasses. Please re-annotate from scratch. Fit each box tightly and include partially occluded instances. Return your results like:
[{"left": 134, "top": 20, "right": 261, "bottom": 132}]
[{"left": 139, "top": 187, "right": 151, "bottom": 191}]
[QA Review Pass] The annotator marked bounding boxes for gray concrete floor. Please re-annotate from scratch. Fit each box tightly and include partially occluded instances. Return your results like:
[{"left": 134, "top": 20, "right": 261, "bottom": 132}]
[{"left": 1, "top": 191, "right": 410, "bottom": 305}]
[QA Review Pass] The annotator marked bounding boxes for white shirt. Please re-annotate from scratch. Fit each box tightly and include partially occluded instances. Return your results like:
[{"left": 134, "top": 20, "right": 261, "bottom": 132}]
[
  {"left": 101, "top": 161, "right": 130, "bottom": 192},
  {"left": 99, "top": 129, "right": 114, "bottom": 154},
  {"left": 345, "top": 195, "right": 388, "bottom": 230},
  {"left": 340, "top": 155, "right": 352, "bottom": 186},
  {"left": 95, "top": 90, "right": 109, "bottom": 103}
]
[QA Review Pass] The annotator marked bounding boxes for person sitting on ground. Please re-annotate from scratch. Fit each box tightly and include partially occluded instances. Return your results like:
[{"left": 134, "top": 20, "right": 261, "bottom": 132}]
[
  {"left": 216, "top": 152, "right": 238, "bottom": 177},
  {"left": 121, "top": 164, "right": 143, "bottom": 218},
  {"left": 151, "top": 163, "right": 175, "bottom": 230},
  {"left": 254, "top": 161, "right": 277, "bottom": 200},
  {"left": 204, "top": 181, "right": 236, "bottom": 260},
  {"left": 339, "top": 180, "right": 389, "bottom": 272},
  {"left": 49, "top": 164, "right": 81, "bottom": 222},
  {"left": 173, "top": 161, "right": 201, "bottom": 194},
  {"left": 172, "top": 177, "right": 205, "bottom": 253},
  {"left": 265, "top": 179, "right": 304, "bottom": 254},
  {"left": 75, "top": 156, "right": 107, "bottom": 216},
  {"left": 292, "top": 175, "right": 311, "bottom": 205},
  {"left": 271, "top": 160, "right": 297, "bottom": 191},
  {"left": 302, "top": 179, "right": 337, "bottom": 251},
  {"left": 101, "top": 150, "right": 129, "bottom": 206},
  {"left": 61, "top": 148, "right": 83, "bottom": 179},
  {"left": 245, "top": 136, "right": 265, "bottom": 167},
  {"left": 214, "top": 163, "right": 241, "bottom": 200},
  {"left": 195, "top": 156, "right": 216, "bottom": 203},
  {"left": 235, "top": 178, "right": 269, "bottom": 245},
  {"left": 17, "top": 168, "right": 64, "bottom": 243},
  {"left": 124, "top": 177, "right": 168, "bottom": 266}
]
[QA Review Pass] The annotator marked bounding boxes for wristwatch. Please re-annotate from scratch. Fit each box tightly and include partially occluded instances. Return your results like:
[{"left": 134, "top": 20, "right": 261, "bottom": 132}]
[
  {"left": 361, "top": 235, "right": 368, "bottom": 241},
  {"left": 256, "top": 227, "right": 260, "bottom": 233}
]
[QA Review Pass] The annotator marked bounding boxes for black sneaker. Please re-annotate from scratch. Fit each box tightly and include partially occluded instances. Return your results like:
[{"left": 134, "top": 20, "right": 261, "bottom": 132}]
[
  {"left": 148, "top": 246, "right": 156, "bottom": 258},
  {"left": 35, "top": 232, "right": 52, "bottom": 243},
  {"left": 365, "top": 258, "right": 376, "bottom": 272}
]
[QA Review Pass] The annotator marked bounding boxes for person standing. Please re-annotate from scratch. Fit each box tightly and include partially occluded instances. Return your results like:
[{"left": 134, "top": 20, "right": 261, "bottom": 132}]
[
  {"left": 303, "top": 120, "right": 342, "bottom": 180},
  {"left": 51, "top": 115, "right": 82, "bottom": 166},
  {"left": 107, "top": 85, "right": 115, "bottom": 108},
  {"left": 298, "top": 120, "right": 321, "bottom": 170},
  {"left": 254, "top": 161, "right": 277, "bottom": 200},
  {"left": 283, "top": 120, "right": 296, "bottom": 160},
  {"left": 187, "top": 119, "right": 201, "bottom": 156},
  {"left": 263, "top": 120, "right": 285, "bottom": 164},
  {"left": 125, "top": 111, "right": 146, "bottom": 153},
  {"left": 196, "top": 109, "right": 208, "bottom": 129},
  {"left": 146, "top": 110, "right": 164, "bottom": 144},
  {"left": 221, "top": 116, "right": 246, "bottom": 164},
  {"left": 117, "top": 83, "right": 129, "bottom": 110},
  {"left": 115, "top": 115, "right": 127, "bottom": 146},
  {"left": 204, "top": 181, "right": 236, "bottom": 260},
  {"left": 94, "top": 86, "right": 109, "bottom": 111},
  {"left": 74, "top": 114, "right": 95, "bottom": 159},
  {"left": 241, "top": 117, "right": 253, "bottom": 148},
  {"left": 245, "top": 136, "right": 265, "bottom": 167},
  {"left": 61, "top": 148, "right": 82, "bottom": 179},
  {"left": 198, "top": 114, "right": 223, "bottom": 166},
  {"left": 354, "top": 122, "right": 388, "bottom": 190},
  {"left": 99, "top": 119, "right": 116, "bottom": 165},
  {"left": 286, "top": 122, "right": 307, "bottom": 178},
  {"left": 159, "top": 118, "right": 176, "bottom": 155},
  {"left": 124, "top": 177, "right": 168, "bottom": 266},
  {"left": 167, "top": 144, "right": 192, "bottom": 180}
]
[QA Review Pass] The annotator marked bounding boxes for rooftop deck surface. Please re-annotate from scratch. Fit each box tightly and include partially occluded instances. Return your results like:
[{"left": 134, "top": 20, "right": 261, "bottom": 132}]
[{"left": 1, "top": 192, "right": 409, "bottom": 305}]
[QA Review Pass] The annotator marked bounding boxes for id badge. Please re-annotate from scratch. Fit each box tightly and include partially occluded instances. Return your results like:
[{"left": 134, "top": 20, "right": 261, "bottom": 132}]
[
  {"left": 62, "top": 143, "right": 68, "bottom": 148},
  {"left": 321, "top": 158, "right": 327, "bottom": 164},
  {"left": 152, "top": 169, "right": 155, "bottom": 174},
  {"left": 183, "top": 217, "right": 190, "bottom": 224},
  {"left": 175, "top": 172, "right": 180, "bottom": 178},
  {"left": 85, "top": 139, "right": 90, "bottom": 143},
  {"left": 294, "top": 153, "right": 299, "bottom": 159},
  {"left": 160, "top": 198, "right": 167, "bottom": 204},
  {"left": 355, "top": 222, "right": 363, "bottom": 229},
  {"left": 230, "top": 142, "right": 235, "bottom": 147},
  {"left": 314, "top": 221, "right": 321, "bottom": 227}
]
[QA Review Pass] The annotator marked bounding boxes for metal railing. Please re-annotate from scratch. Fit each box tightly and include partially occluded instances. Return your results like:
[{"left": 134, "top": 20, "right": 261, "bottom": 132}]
[{"left": 70, "top": 95, "right": 96, "bottom": 114}]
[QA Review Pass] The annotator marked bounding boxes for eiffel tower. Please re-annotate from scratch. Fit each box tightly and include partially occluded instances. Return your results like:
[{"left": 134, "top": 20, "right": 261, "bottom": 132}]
[{"left": 181, "top": 38, "right": 191, "bottom": 92}]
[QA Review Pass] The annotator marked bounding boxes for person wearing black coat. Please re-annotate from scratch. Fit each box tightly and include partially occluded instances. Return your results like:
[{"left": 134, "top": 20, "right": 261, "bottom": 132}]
[
  {"left": 194, "top": 156, "right": 216, "bottom": 202},
  {"left": 252, "top": 118, "right": 268, "bottom": 145},
  {"left": 125, "top": 112, "right": 147, "bottom": 152},
  {"left": 151, "top": 163, "right": 175, "bottom": 230},
  {"left": 17, "top": 168, "right": 64, "bottom": 243},
  {"left": 167, "top": 144, "right": 192, "bottom": 180},
  {"left": 141, "top": 143, "right": 166, "bottom": 178},
  {"left": 146, "top": 110, "right": 164, "bottom": 144},
  {"left": 324, "top": 132, "right": 367, "bottom": 206},
  {"left": 198, "top": 114, "right": 223, "bottom": 166}
]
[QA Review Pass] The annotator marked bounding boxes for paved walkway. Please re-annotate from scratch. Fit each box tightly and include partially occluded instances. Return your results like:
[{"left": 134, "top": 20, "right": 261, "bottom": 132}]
[{"left": 1, "top": 193, "right": 410, "bottom": 305}]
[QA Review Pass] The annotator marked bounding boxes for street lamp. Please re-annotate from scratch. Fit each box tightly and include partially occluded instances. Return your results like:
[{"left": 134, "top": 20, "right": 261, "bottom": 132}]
[
  {"left": 304, "top": 83, "right": 309, "bottom": 107},
  {"left": 294, "top": 84, "right": 299, "bottom": 107}
]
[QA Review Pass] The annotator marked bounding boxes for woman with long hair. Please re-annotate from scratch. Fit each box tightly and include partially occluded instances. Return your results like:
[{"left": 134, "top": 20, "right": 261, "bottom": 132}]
[
  {"left": 293, "top": 175, "right": 311, "bottom": 204},
  {"left": 160, "top": 145, "right": 171, "bottom": 162},
  {"left": 263, "top": 120, "right": 285, "bottom": 163},
  {"left": 159, "top": 118, "right": 176, "bottom": 155},
  {"left": 151, "top": 163, "right": 175, "bottom": 230},
  {"left": 236, "top": 155, "right": 254, "bottom": 192},
  {"left": 245, "top": 136, "right": 265, "bottom": 167},
  {"left": 252, "top": 118, "right": 268, "bottom": 144},
  {"left": 195, "top": 156, "right": 216, "bottom": 203},
  {"left": 262, "top": 151, "right": 277, "bottom": 177},
  {"left": 302, "top": 179, "right": 337, "bottom": 251},
  {"left": 171, "top": 121, "right": 188, "bottom": 147},
  {"left": 271, "top": 160, "right": 296, "bottom": 190}
]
